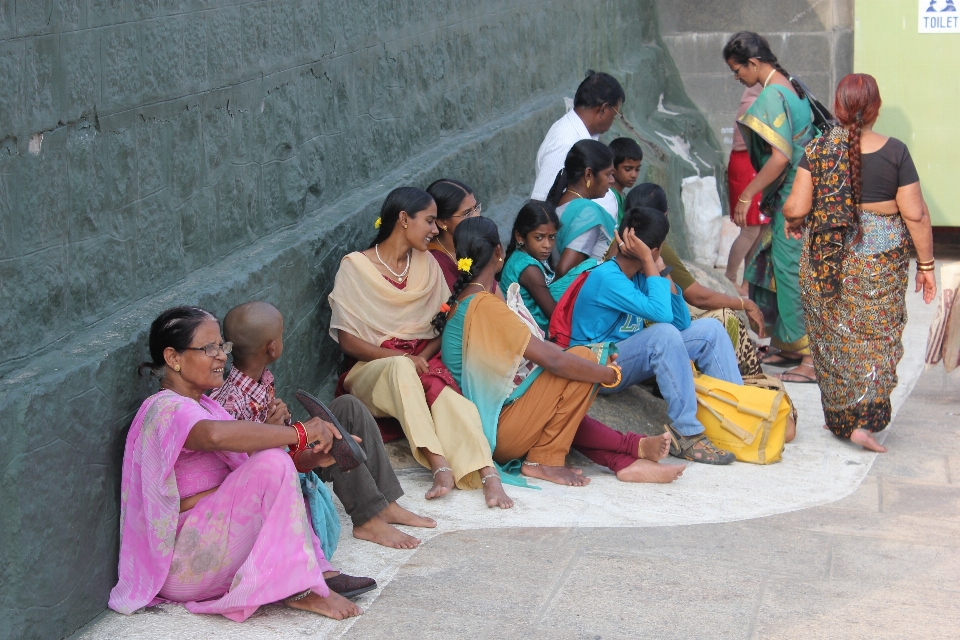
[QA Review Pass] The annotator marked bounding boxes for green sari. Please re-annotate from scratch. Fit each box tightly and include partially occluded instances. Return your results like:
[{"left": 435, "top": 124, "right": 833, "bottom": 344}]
[{"left": 738, "top": 84, "right": 816, "bottom": 353}]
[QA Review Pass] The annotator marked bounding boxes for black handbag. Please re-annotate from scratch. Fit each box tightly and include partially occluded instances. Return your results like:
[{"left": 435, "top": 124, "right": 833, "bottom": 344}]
[{"left": 792, "top": 76, "right": 836, "bottom": 132}]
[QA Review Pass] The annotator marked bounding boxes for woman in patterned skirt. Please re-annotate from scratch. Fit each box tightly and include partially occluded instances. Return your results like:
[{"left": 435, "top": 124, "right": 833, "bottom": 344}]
[{"left": 784, "top": 74, "right": 936, "bottom": 452}]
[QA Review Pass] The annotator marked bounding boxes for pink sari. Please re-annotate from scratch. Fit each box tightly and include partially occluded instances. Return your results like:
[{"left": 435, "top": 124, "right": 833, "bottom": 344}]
[{"left": 108, "top": 390, "right": 333, "bottom": 622}]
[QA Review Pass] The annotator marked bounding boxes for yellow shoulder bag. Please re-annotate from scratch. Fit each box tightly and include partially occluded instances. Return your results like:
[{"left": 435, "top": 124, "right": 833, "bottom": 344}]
[{"left": 693, "top": 370, "right": 792, "bottom": 464}]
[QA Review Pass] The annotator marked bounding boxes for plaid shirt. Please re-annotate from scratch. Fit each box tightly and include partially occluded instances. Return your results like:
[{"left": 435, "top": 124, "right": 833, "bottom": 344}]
[{"left": 209, "top": 366, "right": 275, "bottom": 423}]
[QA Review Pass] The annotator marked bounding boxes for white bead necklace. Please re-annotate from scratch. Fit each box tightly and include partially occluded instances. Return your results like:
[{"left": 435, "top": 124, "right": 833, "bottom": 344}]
[{"left": 375, "top": 244, "right": 410, "bottom": 280}]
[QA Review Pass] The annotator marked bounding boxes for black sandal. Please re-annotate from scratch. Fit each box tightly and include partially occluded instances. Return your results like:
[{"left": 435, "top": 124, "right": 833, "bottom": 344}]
[{"left": 296, "top": 390, "right": 367, "bottom": 471}]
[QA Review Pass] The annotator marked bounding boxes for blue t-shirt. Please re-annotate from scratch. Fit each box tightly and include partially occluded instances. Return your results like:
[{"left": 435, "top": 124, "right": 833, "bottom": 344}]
[{"left": 569, "top": 259, "right": 691, "bottom": 345}]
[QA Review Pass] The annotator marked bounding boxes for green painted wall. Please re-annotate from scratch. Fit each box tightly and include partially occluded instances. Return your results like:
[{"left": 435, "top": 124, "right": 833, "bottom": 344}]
[
  {"left": 0, "top": 2, "right": 722, "bottom": 638},
  {"left": 855, "top": 0, "right": 960, "bottom": 226}
]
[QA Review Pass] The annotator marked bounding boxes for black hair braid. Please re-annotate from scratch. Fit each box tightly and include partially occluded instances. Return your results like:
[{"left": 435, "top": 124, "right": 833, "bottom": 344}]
[
  {"left": 771, "top": 60, "right": 806, "bottom": 100},
  {"left": 430, "top": 217, "right": 501, "bottom": 335}
]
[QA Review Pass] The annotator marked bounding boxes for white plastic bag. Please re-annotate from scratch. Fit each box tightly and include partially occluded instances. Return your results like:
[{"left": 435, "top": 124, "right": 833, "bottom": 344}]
[{"left": 681, "top": 176, "right": 723, "bottom": 265}]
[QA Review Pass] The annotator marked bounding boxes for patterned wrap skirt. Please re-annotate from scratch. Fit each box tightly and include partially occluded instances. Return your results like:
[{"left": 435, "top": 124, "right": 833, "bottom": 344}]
[{"left": 800, "top": 212, "right": 911, "bottom": 438}]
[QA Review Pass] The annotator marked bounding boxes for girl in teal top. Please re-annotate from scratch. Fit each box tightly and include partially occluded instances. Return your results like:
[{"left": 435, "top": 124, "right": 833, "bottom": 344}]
[{"left": 499, "top": 201, "right": 595, "bottom": 332}]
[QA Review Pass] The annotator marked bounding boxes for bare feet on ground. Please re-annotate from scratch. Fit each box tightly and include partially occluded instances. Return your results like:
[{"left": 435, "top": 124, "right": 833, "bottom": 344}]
[
  {"left": 422, "top": 452, "right": 454, "bottom": 500},
  {"left": 850, "top": 428, "right": 887, "bottom": 453},
  {"left": 379, "top": 501, "right": 436, "bottom": 528},
  {"left": 284, "top": 590, "right": 362, "bottom": 620},
  {"left": 480, "top": 471, "right": 514, "bottom": 509},
  {"left": 352, "top": 515, "right": 422, "bottom": 549},
  {"left": 521, "top": 463, "right": 590, "bottom": 486},
  {"left": 616, "top": 459, "right": 685, "bottom": 483},
  {"left": 639, "top": 432, "right": 671, "bottom": 461}
]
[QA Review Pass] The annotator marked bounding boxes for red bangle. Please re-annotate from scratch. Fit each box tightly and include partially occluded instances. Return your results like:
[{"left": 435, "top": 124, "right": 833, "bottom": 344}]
[
  {"left": 289, "top": 449, "right": 314, "bottom": 473},
  {"left": 291, "top": 421, "right": 307, "bottom": 454}
]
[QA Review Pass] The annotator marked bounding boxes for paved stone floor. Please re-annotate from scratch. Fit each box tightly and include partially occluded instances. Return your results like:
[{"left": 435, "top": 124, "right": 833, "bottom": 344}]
[{"left": 343, "top": 364, "right": 960, "bottom": 639}]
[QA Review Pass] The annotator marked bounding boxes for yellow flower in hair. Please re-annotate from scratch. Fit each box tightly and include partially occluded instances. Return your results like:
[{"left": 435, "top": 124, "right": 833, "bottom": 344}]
[
  {"left": 457, "top": 257, "right": 473, "bottom": 273},
  {"left": 374, "top": 217, "right": 382, "bottom": 229}
]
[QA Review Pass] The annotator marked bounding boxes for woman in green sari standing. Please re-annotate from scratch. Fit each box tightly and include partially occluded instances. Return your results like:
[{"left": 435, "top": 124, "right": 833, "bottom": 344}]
[{"left": 723, "top": 32, "right": 817, "bottom": 383}]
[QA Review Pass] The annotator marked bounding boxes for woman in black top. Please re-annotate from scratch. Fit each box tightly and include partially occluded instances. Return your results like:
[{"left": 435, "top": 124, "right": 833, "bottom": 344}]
[{"left": 784, "top": 73, "right": 935, "bottom": 453}]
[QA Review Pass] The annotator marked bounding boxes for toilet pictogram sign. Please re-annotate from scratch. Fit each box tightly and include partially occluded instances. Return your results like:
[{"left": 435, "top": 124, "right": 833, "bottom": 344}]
[{"left": 920, "top": 0, "right": 960, "bottom": 31}]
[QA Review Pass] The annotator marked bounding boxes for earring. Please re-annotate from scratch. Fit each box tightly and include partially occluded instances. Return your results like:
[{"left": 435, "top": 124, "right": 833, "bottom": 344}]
[
  {"left": 586, "top": 179, "right": 591, "bottom": 188},
  {"left": 403, "top": 223, "right": 408, "bottom": 229},
  {"left": 174, "top": 365, "right": 181, "bottom": 372},
  {"left": 440, "top": 225, "right": 447, "bottom": 231},
  {"left": 518, "top": 241, "right": 524, "bottom": 247},
  {"left": 499, "top": 257, "right": 503, "bottom": 262}
]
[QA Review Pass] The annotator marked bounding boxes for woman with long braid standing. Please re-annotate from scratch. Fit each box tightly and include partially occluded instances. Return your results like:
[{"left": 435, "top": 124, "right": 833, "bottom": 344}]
[
  {"left": 784, "top": 74, "right": 936, "bottom": 452},
  {"left": 723, "top": 32, "right": 817, "bottom": 383}
]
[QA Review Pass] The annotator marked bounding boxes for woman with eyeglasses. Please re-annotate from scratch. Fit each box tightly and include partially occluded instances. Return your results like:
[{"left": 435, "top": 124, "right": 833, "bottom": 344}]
[
  {"left": 723, "top": 31, "right": 818, "bottom": 384},
  {"left": 109, "top": 306, "right": 365, "bottom": 622},
  {"left": 426, "top": 179, "right": 482, "bottom": 289}
]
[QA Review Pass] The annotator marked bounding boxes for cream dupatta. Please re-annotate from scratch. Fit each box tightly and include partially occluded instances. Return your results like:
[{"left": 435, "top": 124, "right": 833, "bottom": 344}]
[{"left": 328, "top": 249, "right": 451, "bottom": 345}]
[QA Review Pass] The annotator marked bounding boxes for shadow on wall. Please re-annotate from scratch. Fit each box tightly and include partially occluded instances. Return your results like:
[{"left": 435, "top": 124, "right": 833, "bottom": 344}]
[{"left": 0, "top": 1, "right": 723, "bottom": 638}]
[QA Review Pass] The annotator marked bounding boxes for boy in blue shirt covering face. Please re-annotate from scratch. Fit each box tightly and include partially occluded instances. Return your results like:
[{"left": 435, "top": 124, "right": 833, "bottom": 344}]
[{"left": 569, "top": 207, "right": 740, "bottom": 465}]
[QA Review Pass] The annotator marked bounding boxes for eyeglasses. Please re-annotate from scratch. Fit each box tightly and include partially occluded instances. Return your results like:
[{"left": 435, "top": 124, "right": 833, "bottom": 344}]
[
  {"left": 452, "top": 202, "right": 482, "bottom": 218},
  {"left": 184, "top": 342, "right": 233, "bottom": 357},
  {"left": 730, "top": 64, "right": 744, "bottom": 79},
  {"left": 612, "top": 105, "right": 623, "bottom": 120}
]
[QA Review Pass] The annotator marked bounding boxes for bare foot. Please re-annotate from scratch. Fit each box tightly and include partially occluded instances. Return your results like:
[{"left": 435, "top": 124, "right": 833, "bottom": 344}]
[
  {"left": 639, "top": 433, "right": 671, "bottom": 462},
  {"left": 379, "top": 501, "right": 436, "bottom": 528},
  {"left": 480, "top": 470, "right": 514, "bottom": 509},
  {"left": 567, "top": 466, "right": 584, "bottom": 475},
  {"left": 616, "top": 459, "right": 685, "bottom": 483},
  {"left": 422, "top": 452, "right": 454, "bottom": 500},
  {"left": 353, "top": 516, "right": 422, "bottom": 549},
  {"left": 785, "top": 414, "right": 796, "bottom": 442},
  {"left": 521, "top": 463, "right": 590, "bottom": 486},
  {"left": 284, "top": 590, "right": 363, "bottom": 620},
  {"left": 850, "top": 428, "right": 887, "bottom": 453}
]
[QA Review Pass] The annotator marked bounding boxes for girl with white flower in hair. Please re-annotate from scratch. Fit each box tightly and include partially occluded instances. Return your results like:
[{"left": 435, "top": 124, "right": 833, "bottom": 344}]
[{"left": 328, "top": 187, "right": 513, "bottom": 509}]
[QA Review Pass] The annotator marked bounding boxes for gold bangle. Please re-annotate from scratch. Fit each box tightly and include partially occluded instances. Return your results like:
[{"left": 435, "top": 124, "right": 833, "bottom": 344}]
[
  {"left": 917, "top": 259, "right": 935, "bottom": 267},
  {"left": 739, "top": 297, "right": 746, "bottom": 311},
  {"left": 737, "top": 195, "right": 751, "bottom": 204},
  {"left": 917, "top": 265, "right": 935, "bottom": 272},
  {"left": 600, "top": 364, "right": 622, "bottom": 389}
]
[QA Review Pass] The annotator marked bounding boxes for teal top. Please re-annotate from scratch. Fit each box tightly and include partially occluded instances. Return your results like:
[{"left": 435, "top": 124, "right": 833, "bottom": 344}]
[
  {"left": 442, "top": 295, "right": 545, "bottom": 405},
  {"left": 441, "top": 294, "right": 536, "bottom": 486},
  {"left": 500, "top": 250, "right": 599, "bottom": 332},
  {"left": 555, "top": 198, "right": 617, "bottom": 255}
]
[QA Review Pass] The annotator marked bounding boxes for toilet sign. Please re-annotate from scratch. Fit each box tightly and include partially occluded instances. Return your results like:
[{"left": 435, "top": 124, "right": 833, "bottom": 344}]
[{"left": 920, "top": 0, "right": 960, "bottom": 32}]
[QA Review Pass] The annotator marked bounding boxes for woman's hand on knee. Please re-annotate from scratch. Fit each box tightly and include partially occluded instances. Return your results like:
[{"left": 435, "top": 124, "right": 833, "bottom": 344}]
[{"left": 404, "top": 353, "right": 430, "bottom": 374}]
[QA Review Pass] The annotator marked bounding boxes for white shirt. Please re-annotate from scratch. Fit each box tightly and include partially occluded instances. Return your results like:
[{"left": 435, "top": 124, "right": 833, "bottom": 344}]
[
  {"left": 531, "top": 109, "right": 597, "bottom": 200},
  {"left": 530, "top": 108, "right": 622, "bottom": 221}
]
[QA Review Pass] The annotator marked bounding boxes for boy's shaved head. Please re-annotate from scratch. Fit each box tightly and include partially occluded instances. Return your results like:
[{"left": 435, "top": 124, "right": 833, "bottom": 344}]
[{"left": 223, "top": 301, "right": 283, "bottom": 363}]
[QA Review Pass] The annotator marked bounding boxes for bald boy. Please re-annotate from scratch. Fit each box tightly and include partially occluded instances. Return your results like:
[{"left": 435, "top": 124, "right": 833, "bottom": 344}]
[{"left": 211, "top": 301, "right": 436, "bottom": 550}]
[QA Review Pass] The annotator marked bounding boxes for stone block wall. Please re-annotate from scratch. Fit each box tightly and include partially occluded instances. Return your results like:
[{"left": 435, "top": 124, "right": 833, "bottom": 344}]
[
  {"left": 656, "top": 0, "right": 854, "bottom": 158},
  {"left": 0, "top": 2, "right": 722, "bottom": 638}
]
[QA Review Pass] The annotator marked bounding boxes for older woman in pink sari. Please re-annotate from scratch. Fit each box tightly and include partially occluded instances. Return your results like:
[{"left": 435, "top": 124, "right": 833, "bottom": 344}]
[{"left": 108, "top": 306, "right": 363, "bottom": 622}]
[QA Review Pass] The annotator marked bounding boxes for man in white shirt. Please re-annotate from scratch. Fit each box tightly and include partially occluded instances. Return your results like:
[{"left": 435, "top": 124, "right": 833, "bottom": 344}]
[{"left": 531, "top": 70, "right": 625, "bottom": 217}]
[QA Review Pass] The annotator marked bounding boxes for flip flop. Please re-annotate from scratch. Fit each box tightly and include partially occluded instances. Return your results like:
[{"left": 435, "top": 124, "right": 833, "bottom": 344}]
[
  {"left": 761, "top": 350, "right": 803, "bottom": 366},
  {"left": 295, "top": 390, "right": 367, "bottom": 472},
  {"left": 775, "top": 369, "right": 817, "bottom": 384}
]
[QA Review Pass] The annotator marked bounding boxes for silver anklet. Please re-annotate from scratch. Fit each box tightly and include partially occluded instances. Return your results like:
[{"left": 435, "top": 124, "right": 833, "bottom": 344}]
[
  {"left": 433, "top": 466, "right": 452, "bottom": 477},
  {"left": 521, "top": 461, "right": 540, "bottom": 467},
  {"left": 480, "top": 473, "right": 499, "bottom": 484},
  {"left": 285, "top": 589, "right": 312, "bottom": 603}
]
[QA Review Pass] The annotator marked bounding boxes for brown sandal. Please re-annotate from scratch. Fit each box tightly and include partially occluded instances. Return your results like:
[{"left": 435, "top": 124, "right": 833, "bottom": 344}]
[{"left": 665, "top": 424, "right": 735, "bottom": 465}]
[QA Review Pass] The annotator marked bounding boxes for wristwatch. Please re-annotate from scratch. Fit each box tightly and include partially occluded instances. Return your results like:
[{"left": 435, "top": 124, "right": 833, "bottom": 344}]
[{"left": 659, "top": 265, "right": 673, "bottom": 278}]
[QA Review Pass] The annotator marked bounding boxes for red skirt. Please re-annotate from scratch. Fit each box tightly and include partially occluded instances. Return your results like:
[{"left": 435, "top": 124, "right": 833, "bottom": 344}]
[{"left": 727, "top": 150, "right": 768, "bottom": 226}]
